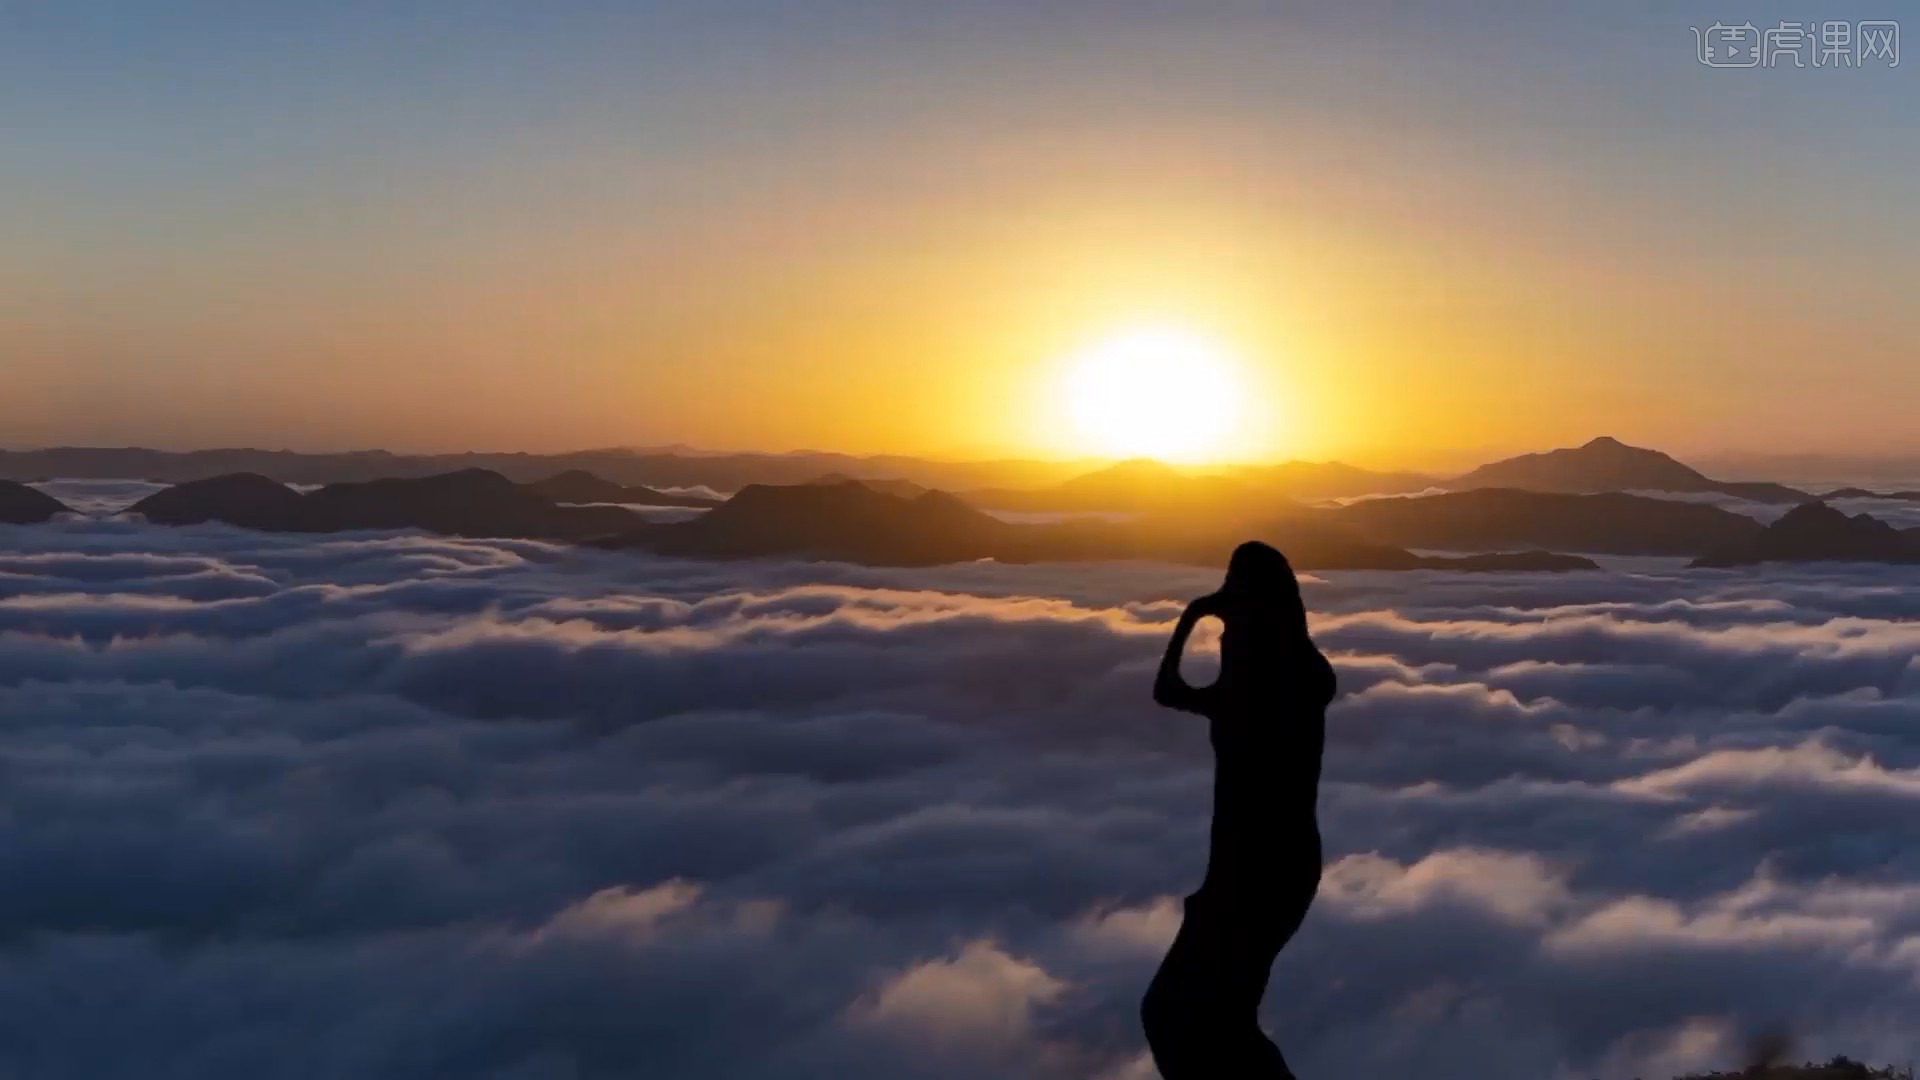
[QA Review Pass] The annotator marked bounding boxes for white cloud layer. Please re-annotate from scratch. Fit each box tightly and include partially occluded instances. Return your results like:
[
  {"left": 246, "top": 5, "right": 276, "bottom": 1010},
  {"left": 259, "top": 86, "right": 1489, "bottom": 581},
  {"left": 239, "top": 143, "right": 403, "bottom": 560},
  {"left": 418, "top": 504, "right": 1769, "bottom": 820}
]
[{"left": 4, "top": 516, "right": 1920, "bottom": 1077}]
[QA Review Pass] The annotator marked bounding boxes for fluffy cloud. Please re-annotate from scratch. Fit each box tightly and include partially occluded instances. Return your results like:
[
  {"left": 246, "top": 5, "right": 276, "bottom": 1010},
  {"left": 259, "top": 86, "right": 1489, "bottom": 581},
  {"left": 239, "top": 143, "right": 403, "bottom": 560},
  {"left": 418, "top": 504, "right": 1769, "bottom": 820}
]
[{"left": 4, "top": 516, "right": 1920, "bottom": 1077}]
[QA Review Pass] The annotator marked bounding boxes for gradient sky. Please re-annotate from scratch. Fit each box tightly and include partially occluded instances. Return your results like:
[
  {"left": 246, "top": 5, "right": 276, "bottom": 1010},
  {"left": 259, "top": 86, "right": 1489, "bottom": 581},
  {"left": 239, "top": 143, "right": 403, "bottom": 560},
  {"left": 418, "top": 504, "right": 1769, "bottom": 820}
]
[{"left": 2, "top": 1, "right": 1913, "bottom": 467}]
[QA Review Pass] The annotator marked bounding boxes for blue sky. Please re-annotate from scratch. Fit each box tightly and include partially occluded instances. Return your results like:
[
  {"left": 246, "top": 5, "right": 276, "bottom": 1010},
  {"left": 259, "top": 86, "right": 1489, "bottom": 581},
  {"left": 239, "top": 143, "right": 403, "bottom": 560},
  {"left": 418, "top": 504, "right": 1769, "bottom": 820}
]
[{"left": 1, "top": 2, "right": 1912, "bottom": 462}]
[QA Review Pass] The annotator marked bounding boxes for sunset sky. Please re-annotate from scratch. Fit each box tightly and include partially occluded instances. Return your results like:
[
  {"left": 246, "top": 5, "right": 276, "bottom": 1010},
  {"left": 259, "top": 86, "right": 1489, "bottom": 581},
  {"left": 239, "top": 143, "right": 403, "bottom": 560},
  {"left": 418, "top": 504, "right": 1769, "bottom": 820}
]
[{"left": 3, "top": 2, "right": 1913, "bottom": 467}]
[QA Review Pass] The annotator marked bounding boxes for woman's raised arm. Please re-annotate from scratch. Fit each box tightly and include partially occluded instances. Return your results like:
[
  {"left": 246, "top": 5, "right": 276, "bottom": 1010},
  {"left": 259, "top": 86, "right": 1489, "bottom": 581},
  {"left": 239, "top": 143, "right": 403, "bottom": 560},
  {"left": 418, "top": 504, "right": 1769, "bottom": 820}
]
[{"left": 1153, "top": 594, "right": 1219, "bottom": 715}]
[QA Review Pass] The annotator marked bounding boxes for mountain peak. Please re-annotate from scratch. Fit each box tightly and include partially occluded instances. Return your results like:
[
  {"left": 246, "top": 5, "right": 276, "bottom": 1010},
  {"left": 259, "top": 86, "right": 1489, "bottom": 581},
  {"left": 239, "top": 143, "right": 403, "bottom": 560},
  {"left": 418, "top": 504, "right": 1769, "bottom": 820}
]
[
  {"left": 1775, "top": 500, "right": 1853, "bottom": 527},
  {"left": 1693, "top": 500, "right": 1918, "bottom": 566},
  {"left": 1455, "top": 438, "right": 1806, "bottom": 503}
]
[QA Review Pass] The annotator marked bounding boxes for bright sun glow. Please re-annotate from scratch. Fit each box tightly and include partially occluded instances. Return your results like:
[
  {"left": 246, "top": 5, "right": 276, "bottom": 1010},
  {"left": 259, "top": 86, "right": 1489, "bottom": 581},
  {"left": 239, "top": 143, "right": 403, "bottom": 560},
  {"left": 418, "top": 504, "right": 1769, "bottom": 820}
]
[{"left": 1061, "top": 325, "right": 1244, "bottom": 462}]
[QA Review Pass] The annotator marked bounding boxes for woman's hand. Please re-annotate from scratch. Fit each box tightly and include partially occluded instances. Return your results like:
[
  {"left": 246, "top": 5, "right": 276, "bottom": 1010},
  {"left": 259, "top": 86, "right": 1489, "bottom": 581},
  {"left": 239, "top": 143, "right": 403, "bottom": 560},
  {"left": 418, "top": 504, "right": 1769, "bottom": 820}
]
[{"left": 1184, "top": 591, "right": 1225, "bottom": 621}]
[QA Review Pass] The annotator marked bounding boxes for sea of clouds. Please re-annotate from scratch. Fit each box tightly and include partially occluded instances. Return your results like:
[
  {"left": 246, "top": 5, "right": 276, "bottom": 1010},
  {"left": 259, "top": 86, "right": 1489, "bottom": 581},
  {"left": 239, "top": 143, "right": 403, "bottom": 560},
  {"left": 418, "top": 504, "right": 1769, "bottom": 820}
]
[{"left": 6, "top": 501, "right": 1920, "bottom": 1078}]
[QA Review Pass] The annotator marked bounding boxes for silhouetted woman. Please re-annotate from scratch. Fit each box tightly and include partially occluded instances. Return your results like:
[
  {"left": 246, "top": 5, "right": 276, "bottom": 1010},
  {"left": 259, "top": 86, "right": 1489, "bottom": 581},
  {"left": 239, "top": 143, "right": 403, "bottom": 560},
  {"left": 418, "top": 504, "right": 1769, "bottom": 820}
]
[{"left": 1140, "top": 541, "right": 1336, "bottom": 1079}]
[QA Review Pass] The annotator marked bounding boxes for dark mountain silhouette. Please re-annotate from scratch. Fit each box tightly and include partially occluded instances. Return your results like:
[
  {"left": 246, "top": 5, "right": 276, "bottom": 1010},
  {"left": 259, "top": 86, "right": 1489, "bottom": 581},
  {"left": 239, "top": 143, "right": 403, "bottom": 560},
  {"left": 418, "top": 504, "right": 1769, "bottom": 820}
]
[
  {"left": 19, "top": 439, "right": 1843, "bottom": 566},
  {"left": 599, "top": 479, "right": 1597, "bottom": 571},
  {"left": 804, "top": 472, "right": 929, "bottom": 498},
  {"left": 298, "top": 469, "right": 631, "bottom": 536},
  {"left": 130, "top": 470, "right": 641, "bottom": 540},
  {"left": 966, "top": 459, "right": 1268, "bottom": 515},
  {"left": 1, "top": 440, "right": 1823, "bottom": 511},
  {"left": 1057, "top": 460, "right": 1253, "bottom": 505},
  {"left": 1234, "top": 460, "right": 1436, "bottom": 500},
  {"left": 981, "top": 457, "right": 1434, "bottom": 512},
  {"left": 607, "top": 481, "right": 1010, "bottom": 565},
  {"left": 75, "top": 470, "right": 1601, "bottom": 570},
  {"left": 967, "top": 441, "right": 1813, "bottom": 521},
  {"left": 1693, "top": 502, "right": 1920, "bottom": 567},
  {"left": 1327, "top": 489, "right": 1764, "bottom": 556},
  {"left": 1455, "top": 437, "right": 1808, "bottom": 503},
  {"left": 0, "top": 481, "right": 71, "bottom": 523},
  {"left": 1036, "top": 513, "right": 1595, "bottom": 572},
  {"left": 521, "top": 470, "right": 719, "bottom": 507},
  {"left": 130, "top": 473, "right": 308, "bottom": 528}
]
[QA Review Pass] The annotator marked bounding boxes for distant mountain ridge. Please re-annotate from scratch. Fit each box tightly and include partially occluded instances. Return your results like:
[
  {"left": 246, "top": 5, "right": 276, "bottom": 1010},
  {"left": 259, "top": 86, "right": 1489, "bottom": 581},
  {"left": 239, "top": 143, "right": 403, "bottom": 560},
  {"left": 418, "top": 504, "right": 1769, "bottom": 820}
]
[
  {"left": 599, "top": 478, "right": 1597, "bottom": 572},
  {"left": 1454, "top": 436, "right": 1809, "bottom": 503},
  {"left": 1236, "top": 459, "right": 1436, "bottom": 500},
  {"left": 1694, "top": 502, "right": 1920, "bottom": 567},
  {"left": 23, "top": 466, "right": 1610, "bottom": 570},
  {"left": 0, "top": 445, "right": 1436, "bottom": 504},
  {"left": 965, "top": 459, "right": 1269, "bottom": 514},
  {"left": 0, "top": 481, "right": 71, "bottom": 524},
  {"left": 131, "top": 469, "right": 641, "bottom": 540},
  {"left": 116, "top": 467, "right": 1920, "bottom": 569},
  {"left": 803, "top": 472, "right": 930, "bottom": 499},
  {"left": 1325, "top": 488, "right": 1764, "bottom": 556},
  {"left": 7, "top": 437, "right": 1820, "bottom": 514},
  {"left": 522, "top": 470, "right": 719, "bottom": 507}
]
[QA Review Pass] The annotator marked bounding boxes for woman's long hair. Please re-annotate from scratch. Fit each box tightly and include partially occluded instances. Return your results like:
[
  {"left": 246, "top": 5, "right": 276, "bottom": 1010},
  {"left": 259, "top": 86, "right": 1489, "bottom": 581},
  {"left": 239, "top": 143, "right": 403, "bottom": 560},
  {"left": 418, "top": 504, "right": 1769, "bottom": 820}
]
[{"left": 1215, "top": 541, "right": 1331, "bottom": 706}]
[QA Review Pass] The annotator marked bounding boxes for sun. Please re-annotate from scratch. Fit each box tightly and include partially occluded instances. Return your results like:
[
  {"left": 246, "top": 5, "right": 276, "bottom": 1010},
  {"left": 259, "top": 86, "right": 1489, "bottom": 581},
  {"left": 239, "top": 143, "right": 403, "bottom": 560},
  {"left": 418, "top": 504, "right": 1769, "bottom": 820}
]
[{"left": 1059, "top": 325, "right": 1244, "bottom": 462}]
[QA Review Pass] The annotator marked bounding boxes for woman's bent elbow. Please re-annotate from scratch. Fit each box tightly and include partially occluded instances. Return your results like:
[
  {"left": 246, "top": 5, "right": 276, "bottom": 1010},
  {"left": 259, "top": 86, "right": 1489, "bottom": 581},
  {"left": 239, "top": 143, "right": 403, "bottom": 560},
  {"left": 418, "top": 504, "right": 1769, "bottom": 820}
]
[{"left": 1154, "top": 681, "right": 1198, "bottom": 712}]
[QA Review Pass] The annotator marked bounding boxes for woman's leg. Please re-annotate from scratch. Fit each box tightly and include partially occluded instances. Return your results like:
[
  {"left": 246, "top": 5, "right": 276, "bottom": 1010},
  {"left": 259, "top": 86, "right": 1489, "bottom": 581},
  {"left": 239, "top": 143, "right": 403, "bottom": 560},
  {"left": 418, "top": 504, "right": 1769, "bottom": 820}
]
[
  {"left": 1230, "top": 884, "right": 1319, "bottom": 1078},
  {"left": 1142, "top": 895, "right": 1296, "bottom": 1079},
  {"left": 1140, "top": 912, "right": 1206, "bottom": 1077},
  {"left": 1213, "top": 916, "right": 1296, "bottom": 1079}
]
